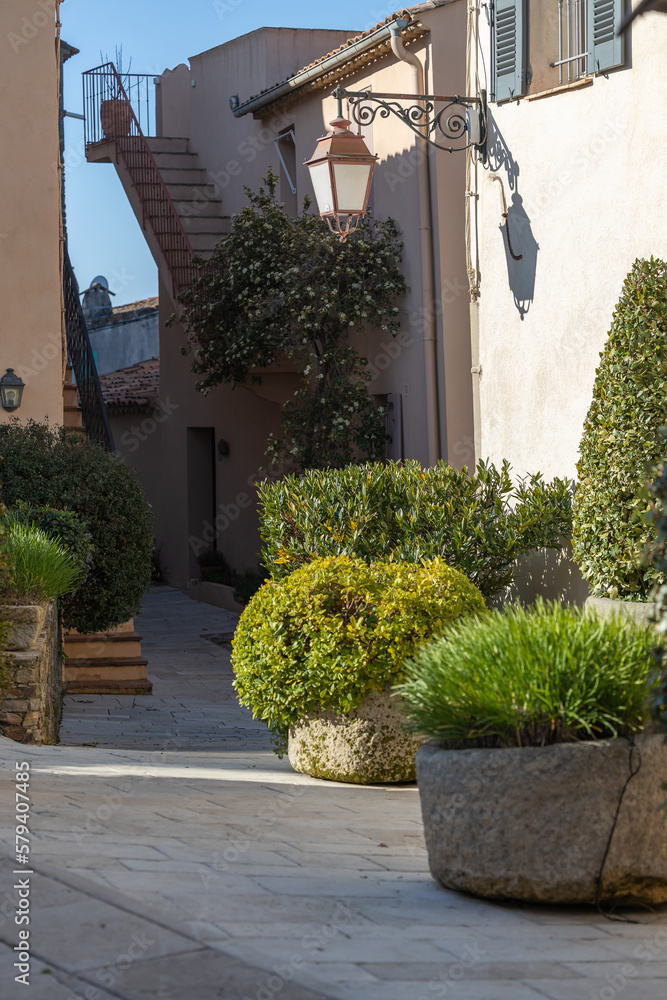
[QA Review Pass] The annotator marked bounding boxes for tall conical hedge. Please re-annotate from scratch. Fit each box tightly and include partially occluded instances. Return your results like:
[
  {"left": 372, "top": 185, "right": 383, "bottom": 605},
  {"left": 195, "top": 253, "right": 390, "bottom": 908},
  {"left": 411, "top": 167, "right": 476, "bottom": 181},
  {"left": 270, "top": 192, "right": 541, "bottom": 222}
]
[{"left": 572, "top": 257, "right": 667, "bottom": 599}]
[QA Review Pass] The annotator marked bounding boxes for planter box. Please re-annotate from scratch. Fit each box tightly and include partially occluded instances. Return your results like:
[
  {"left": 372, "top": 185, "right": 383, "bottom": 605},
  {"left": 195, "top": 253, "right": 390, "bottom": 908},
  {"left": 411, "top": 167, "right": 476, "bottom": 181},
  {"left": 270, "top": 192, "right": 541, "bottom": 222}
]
[
  {"left": 585, "top": 595, "right": 656, "bottom": 626},
  {"left": 3, "top": 605, "right": 48, "bottom": 651},
  {"left": 416, "top": 735, "right": 667, "bottom": 904},
  {"left": 288, "top": 688, "right": 424, "bottom": 784},
  {"left": 0, "top": 602, "right": 61, "bottom": 744},
  {"left": 189, "top": 580, "right": 244, "bottom": 614}
]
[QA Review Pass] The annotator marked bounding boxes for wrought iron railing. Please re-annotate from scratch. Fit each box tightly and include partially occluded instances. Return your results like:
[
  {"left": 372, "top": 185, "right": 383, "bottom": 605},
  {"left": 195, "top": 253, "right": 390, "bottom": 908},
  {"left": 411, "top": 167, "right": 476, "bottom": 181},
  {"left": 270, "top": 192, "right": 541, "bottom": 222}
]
[
  {"left": 82, "top": 63, "right": 196, "bottom": 300},
  {"left": 63, "top": 246, "right": 115, "bottom": 453}
]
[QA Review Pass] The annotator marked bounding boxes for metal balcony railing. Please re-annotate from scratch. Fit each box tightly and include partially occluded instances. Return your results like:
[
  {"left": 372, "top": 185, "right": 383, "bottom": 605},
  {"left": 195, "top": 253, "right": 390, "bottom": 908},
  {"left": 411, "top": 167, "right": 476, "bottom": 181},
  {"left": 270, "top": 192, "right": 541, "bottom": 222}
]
[
  {"left": 82, "top": 63, "right": 197, "bottom": 300},
  {"left": 63, "top": 245, "right": 115, "bottom": 453}
]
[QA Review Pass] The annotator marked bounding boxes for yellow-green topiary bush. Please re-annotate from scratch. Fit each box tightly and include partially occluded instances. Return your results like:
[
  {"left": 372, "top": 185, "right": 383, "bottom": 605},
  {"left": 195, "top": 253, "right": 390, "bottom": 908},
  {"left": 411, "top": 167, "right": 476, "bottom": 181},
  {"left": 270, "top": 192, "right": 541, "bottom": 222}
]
[{"left": 232, "top": 555, "right": 487, "bottom": 754}]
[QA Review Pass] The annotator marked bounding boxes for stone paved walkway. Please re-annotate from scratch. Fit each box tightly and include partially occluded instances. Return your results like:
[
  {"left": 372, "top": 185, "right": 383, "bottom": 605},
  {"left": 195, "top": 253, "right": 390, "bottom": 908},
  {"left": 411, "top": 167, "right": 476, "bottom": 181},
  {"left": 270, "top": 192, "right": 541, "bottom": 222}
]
[{"left": 1, "top": 587, "right": 666, "bottom": 1000}]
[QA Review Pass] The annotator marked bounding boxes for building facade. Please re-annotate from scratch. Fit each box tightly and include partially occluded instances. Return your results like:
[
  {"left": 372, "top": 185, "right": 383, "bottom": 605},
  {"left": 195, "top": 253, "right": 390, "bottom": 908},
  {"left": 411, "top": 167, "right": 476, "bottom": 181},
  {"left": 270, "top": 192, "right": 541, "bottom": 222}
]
[{"left": 85, "top": 1, "right": 473, "bottom": 587}]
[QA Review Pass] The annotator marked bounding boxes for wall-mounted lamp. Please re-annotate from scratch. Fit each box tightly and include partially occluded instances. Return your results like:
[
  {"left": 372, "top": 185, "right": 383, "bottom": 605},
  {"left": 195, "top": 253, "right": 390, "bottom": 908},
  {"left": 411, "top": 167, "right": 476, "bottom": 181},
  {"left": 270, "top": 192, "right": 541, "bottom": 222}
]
[
  {"left": 0, "top": 369, "right": 25, "bottom": 412},
  {"left": 218, "top": 438, "right": 230, "bottom": 460},
  {"left": 306, "top": 83, "right": 486, "bottom": 243},
  {"left": 304, "top": 108, "right": 378, "bottom": 243}
]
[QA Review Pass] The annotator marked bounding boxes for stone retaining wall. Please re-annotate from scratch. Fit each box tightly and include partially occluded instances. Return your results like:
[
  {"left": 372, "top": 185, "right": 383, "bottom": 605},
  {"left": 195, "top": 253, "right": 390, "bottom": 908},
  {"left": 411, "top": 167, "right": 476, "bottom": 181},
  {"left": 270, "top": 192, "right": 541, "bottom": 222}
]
[{"left": 0, "top": 603, "right": 61, "bottom": 744}]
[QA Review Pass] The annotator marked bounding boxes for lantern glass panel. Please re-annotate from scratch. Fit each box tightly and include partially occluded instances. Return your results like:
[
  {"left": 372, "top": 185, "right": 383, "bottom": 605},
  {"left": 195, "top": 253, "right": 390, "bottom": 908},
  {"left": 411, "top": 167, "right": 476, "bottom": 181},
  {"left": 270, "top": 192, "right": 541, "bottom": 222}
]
[
  {"left": 332, "top": 163, "right": 372, "bottom": 213},
  {"left": 308, "top": 162, "right": 334, "bottom": 215}
]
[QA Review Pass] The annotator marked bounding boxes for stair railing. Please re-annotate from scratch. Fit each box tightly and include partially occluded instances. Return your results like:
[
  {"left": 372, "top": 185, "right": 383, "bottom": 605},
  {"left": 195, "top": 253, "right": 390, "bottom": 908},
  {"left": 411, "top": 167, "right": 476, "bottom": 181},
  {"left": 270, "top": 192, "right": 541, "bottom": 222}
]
[
  {"left": 63, "top": 245, "right": 116, "bottom": 453},
  {"left": 82, "top": 63, "right": 197, "bottom": 300}
]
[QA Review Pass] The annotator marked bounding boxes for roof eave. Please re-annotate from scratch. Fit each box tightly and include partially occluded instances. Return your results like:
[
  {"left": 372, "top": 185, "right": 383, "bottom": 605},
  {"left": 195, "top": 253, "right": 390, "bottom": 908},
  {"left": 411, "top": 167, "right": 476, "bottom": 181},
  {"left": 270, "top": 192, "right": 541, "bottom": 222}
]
[{"left": 230, "top": 12, "right": 423, "bottom": 119}]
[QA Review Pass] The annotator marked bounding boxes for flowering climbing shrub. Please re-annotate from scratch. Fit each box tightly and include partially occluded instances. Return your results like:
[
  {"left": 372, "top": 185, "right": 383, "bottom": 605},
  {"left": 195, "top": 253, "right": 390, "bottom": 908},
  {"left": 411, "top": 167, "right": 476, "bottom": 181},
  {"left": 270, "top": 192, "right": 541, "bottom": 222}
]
[{"left": 177, "top": 171, "right": 408, "bottom": 471}]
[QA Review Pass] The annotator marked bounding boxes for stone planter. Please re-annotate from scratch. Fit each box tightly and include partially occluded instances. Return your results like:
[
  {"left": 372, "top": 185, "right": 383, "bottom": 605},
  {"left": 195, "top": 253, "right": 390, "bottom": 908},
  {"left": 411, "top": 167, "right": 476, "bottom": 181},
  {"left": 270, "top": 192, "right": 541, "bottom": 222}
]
[
  {"left": 585, "top": 595, "right": 655, "bottom": 626},
  {"left": 416, "top": 735, "right": 667, "bottom": 905},
  {"left": 288, "top": 688, "right": 424, "bottom": 784},
  {"left": 2, "top": 604, "right": 48, "bottom": 652}
]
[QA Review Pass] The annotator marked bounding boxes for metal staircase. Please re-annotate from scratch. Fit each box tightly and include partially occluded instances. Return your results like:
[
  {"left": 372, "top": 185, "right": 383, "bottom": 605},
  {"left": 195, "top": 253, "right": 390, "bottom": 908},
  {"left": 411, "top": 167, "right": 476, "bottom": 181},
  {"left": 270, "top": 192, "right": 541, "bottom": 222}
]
[
  {"left": 63, "top": 245, "right": 115, "bottom": 452},
  {"left": 83, "top": 64, "right": 229, "bottom": 306}
]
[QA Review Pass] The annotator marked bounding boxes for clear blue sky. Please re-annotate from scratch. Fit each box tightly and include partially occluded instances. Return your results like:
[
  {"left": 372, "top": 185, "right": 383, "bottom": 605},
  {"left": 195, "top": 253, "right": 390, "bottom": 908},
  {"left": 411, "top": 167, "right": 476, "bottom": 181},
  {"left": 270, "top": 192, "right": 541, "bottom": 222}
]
[{"left": 63, "top": 0, "right": 392, "bottom": 305}]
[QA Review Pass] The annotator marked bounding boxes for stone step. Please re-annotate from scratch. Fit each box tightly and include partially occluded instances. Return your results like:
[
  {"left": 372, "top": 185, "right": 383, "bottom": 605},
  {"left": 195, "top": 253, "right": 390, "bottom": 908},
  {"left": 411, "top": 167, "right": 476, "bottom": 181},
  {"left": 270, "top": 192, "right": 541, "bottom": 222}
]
[
  {"left": 63, "top": 631, "right": 144, "bottom": 660},
  {"left": 159, "top": 168, "right": 209, "bottom": 185},
  {"left": 173, "top": 199, "right": 223, "bottom": 217},
  {"left": 64, "top": 405, "right": 84, "bottom": 429},
  {"left": 189, "top": 232, "right": 224, "bottom": 252},
  {"left": 180, "top": 215, "right": 232, "bottom": 233},
  {"left": 150, "top": 152, "right": 200, "bottom": 169},
  {"left": 146, "top": 136, "right": 189, "bottom": 154},
  {"left": 62, "top": 657, "right": 151, "bottom": 693},
  {"left": 164, "top": 182, "right": 219, "bottom": 200}
]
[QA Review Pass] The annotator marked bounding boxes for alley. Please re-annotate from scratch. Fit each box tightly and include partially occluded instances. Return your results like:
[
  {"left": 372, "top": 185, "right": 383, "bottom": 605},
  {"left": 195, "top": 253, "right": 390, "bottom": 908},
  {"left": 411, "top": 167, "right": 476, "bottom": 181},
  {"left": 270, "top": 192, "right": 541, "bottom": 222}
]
[{"left": 1, "top": 588, "right": 666, "bottom": 1000}]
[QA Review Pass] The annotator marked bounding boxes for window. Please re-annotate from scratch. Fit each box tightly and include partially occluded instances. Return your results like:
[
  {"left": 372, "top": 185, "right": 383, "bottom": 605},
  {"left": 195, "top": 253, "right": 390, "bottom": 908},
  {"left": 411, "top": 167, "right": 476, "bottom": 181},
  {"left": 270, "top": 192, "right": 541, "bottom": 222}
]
[
  {"left": 274, "top": 128, "right": 297, "bottom": 216},
  {"left": 491, "top": 0, "right": 625, "bottom": 102}
]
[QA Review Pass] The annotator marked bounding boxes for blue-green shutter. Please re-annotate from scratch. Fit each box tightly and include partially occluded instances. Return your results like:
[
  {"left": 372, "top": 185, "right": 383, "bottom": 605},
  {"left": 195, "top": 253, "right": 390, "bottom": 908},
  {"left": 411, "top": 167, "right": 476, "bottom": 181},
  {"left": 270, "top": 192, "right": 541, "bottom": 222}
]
[
  {"left": 492, "top": 0, "right": 526, "bottom": 102},
  {"left": 587, "top": 0, "right": 625, "bottom": 74}
]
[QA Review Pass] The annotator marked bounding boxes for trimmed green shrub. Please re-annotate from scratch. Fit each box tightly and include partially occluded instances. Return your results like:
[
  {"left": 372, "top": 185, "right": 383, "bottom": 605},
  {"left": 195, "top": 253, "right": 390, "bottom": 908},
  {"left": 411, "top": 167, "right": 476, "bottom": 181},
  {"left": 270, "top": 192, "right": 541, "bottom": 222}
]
[
  {"left": 644, "top": 441, "right": 667, "bottom": 731},
  {"left": 0, "top": 522, "right": 84, "bottom": 604},
  {"left": 0, "top": 420, "right": 153, "bottom": 633},
  {"left": 398, "top": 600, "right": 654, "bottom": 748},
  {"left": 232, "top": 555, "right": 487, "bottom": 753},
  {"left": 573, "top": 257, "right": 667, "bottom": 600},
  {"left": 7, "top": 502, "right": 92, "bottom": 585},
  {"left": 258, "top": 459, "right": 573, "bottom": 599}
]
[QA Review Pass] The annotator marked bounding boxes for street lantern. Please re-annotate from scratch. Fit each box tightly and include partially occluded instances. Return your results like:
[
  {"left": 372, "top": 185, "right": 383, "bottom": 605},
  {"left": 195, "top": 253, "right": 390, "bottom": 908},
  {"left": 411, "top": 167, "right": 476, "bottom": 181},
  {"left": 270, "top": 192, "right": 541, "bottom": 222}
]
[
  {"left": 0, "top": 369, "right": 25, "bottom": 412},
  {"left": 305, "top": 112, "right": 377, "bottom": 243}
]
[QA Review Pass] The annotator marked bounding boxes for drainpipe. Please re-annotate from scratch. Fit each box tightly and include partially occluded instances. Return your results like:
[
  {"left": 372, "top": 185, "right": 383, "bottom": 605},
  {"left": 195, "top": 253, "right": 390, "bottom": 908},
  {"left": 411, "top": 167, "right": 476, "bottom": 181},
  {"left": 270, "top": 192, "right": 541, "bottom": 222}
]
[{"left": 390, "top": 20, "right": 441, "bottom": 467}]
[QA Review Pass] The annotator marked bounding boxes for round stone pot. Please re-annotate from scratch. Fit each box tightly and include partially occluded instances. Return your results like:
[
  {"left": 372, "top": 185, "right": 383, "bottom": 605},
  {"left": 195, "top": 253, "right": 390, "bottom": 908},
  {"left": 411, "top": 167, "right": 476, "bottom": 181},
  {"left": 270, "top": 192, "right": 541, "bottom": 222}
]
[
  {"left": 2, "top": 604, "right": 48, "bottom": 651},
  {"left": 288, "top": 689, "right": 424, "bottom": 784},
  {"left": 585, "top": 595, "right": 656, "bottom": 626},
  {"left": 416, "top": 735, "right": 667, "bottom": 905}
]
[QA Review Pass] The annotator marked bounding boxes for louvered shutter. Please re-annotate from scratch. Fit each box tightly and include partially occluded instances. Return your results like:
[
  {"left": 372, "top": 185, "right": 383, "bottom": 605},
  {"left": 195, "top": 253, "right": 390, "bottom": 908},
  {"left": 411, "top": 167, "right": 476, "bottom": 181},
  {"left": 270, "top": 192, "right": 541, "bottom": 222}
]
[
  {"left": 587, "top": 0, "right": 625, "bottom": 74},
  {"left": 492, "top": 0, "right": 526, "bottom": 102}
]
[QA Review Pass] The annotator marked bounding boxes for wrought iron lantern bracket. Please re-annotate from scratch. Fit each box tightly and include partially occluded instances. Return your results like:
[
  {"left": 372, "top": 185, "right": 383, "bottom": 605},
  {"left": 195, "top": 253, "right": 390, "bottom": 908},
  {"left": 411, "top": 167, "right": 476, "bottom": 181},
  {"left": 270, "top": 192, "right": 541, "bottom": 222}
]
[{"left": 333, "top": 86, "right": 487, "bottom": 161}]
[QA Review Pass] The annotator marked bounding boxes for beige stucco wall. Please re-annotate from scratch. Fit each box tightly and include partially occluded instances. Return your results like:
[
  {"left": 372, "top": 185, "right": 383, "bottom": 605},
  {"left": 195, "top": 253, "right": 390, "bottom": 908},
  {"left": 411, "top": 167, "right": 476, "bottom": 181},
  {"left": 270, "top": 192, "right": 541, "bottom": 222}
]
[
  {"left": 473, "top": 12, "right": 667, "bottom": 483},
  {"left": 0, "top": 0, "right": 63, "bottom": 426}
]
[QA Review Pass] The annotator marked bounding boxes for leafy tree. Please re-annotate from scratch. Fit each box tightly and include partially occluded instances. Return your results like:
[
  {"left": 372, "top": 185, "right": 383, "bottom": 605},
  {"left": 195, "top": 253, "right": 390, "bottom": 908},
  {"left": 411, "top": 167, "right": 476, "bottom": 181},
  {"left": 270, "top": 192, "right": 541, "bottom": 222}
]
[
  {"left": 572, "top": 258, "right": 667, "bottom": 599},
  {"left": 178, "top": 172, "right": 408, "bottom": 471}
]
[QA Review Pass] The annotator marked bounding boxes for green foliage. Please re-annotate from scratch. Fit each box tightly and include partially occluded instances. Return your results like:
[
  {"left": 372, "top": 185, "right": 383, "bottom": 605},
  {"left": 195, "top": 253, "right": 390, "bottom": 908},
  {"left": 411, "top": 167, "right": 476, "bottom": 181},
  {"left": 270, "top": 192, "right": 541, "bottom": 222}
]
[
  {"left": 0, "top": 420, "right": 153, "bottom": 633},
  {"left": 258, "top": 459, "right": 573, "bottom": 599},
  {"left": 0, "top": 522, "right": 84, "bottom": 604},
  {"left": 398, "top": 600, "right": 654, "bottom": 748},
  {"left": 178, "top": 172, "right": 408, "bottom": 471},
  {"left": 643, "top": 438, "right": 667, "bottom": 731},
  {"left": 573, "top": 257, "right": 667, "bottom": 600},
  {"left": 7, "top": 502, "right": 92, "bottom": 584},
  {"left": 0, "top": 513, "right": 14, "bottom": 695},
  {"left": 232, "top": 555, "right": 487, "bottom": 753}
]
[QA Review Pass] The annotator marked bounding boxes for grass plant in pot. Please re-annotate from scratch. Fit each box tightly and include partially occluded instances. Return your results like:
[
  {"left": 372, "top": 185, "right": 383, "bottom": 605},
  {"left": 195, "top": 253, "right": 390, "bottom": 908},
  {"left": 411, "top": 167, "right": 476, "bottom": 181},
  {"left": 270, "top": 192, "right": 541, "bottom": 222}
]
[
  {"left": 399, "top": 601, "right": 666, "bottom": 905},
  {"left": 0, "top": 522, "right": 85, "bottom": 651},
  {"left": 573, "top": 257, "right": 667, "bottom": 622},
  {"left": 232, "top": 555, "right": 487, "bottom": 783}
]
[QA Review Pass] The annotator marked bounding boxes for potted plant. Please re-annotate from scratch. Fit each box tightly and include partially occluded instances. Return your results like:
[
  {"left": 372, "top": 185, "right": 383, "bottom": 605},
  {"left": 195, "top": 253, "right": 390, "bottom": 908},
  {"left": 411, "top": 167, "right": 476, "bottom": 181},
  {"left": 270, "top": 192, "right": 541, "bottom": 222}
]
[
  {"left": 0, "top": 521, "right": 85, "bottom": 651},
  {"left": 232, "top": 555, "right": 487, "bottom": 783},
  {"left": 399, "top": 600, "right": 666, "bottom": 905},
  {"left": 573, "top": 257, "right": 667, "bottom": 622},
  {"left": 99, "top": 47, "right": 134, "bottom": 139}
]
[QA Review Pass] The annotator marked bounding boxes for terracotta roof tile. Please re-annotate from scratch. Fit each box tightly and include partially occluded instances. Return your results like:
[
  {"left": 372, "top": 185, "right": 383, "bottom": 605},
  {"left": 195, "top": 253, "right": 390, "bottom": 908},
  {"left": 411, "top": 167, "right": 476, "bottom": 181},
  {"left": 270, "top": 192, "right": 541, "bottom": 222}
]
[
  {"left": 99, "top": 358, "right": 160, "bottom": 413},
  {"left": 244, "top": 2, "right": 450, "bottom": 105}
]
